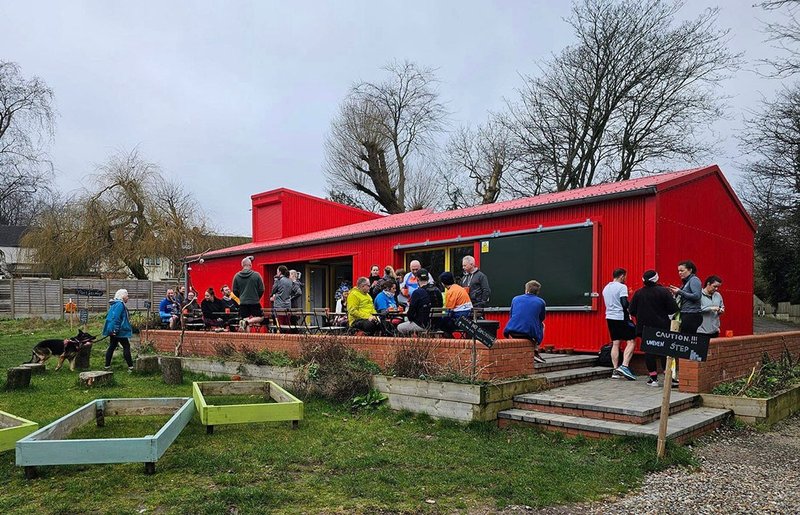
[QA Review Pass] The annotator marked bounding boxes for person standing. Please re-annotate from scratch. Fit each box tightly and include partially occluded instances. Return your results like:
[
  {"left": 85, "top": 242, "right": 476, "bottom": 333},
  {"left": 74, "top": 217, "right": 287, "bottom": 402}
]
[
  {"left": 699, "top": 275, "right": 725, "bottom": 338},
  {"left": 460, "top": 255, "right": 491, "bottom": 309},
  {"left": 630, "top": 270, "right": 680, "bottom": 387},
  {"left": 401, "top": 261, "right": 423, "bottom": 300},
  {"left": 233, "top": 256, "right": 265, "bottom": 331},
  {"left": 368, "top": 265, "right": 382, "bottom": 298},
  {"left": 602, "top": 268, "right": 636, "bottom": 380},
  {"left": 103, "top": 289, "right": 134, "bottom": 372},
  {"left": 503, "top": 280, "right": 547, "bottom": 364},
  {"left": 669, "top": 260, "right": 703, "bottom": 334}
]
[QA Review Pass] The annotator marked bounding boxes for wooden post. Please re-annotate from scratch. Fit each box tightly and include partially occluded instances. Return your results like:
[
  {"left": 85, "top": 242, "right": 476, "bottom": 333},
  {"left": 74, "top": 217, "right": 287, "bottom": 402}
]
[
  {"left": 656, "top": 356, "right": 674, "bottom": 459},
  {"left": 161, "top": 357, "right": 183, "bottom": 385},
  {"left": 59, "top": 278, "right": 64, "bottom": 321},
  {"left": 6, "top": 367, "right": 32, "bottom": 389},
  {"left": 74, "top": 345, "right": 92, "bottom": 371},
  {"left": 10, "top": 277, "right": 15, "bottom": 318}
]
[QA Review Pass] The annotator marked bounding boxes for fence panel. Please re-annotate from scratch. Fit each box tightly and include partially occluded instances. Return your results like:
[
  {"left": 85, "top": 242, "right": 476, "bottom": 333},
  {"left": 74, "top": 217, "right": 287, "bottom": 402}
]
[{"left": 0, "top": 278, "right": 187, "bottom": 318}]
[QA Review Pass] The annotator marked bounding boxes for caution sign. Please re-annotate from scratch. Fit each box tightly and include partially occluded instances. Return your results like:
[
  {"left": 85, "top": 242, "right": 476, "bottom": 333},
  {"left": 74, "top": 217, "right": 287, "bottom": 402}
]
[
  {"left": 454, "top": 316, "right": 496, "bottom": 348},
  {"left": 640, "top": 326, "right": 710, "bottom": 362},
  {"left": 480, "top": 241, "right": 490, "bottom": 253}
]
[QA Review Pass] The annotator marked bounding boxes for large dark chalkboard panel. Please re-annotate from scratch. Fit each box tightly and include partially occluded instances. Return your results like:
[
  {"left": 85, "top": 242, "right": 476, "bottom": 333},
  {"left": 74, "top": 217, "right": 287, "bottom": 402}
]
[{"left": 479, "top": 226, "right": 593, "bottom": 308}]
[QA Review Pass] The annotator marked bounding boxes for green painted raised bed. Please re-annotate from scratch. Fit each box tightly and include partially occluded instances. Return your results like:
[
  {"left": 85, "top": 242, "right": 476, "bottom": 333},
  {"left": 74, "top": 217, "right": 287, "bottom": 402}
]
[
  {"left": 0, "top": 410, "right": 38, "bottom": 453},
  {"left": 193, "top": 381, "right": 303, "bottom": 434},
  {"left": 15, "top": 397, "right": 194, "bottom": 478}
]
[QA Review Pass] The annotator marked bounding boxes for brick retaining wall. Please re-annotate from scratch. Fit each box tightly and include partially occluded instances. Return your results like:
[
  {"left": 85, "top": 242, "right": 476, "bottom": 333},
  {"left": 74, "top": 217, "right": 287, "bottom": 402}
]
[
  {"left": 679, "top": 331, "right": 800, "bottom": 393},
  {"left": 144, "top": 330, "right": 535, "bottom": 380}
]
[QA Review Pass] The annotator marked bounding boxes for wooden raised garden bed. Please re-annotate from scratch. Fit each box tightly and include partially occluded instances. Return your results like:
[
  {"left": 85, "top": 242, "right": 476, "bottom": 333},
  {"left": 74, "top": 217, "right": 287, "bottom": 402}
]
[
  {"left": 192, "top": 381, "right": 303, "bottom": 434},
  {"left": 373, "top": 375, "right": 545, "bottom": 422},
  {"left": 0, "top": 410, "right": 38, "bottom": 453},
  {"left": 15, "top": 397, "right": 194, "bottom": 478},
  {"left": 701, "top": 383, "right": 800, "bottom": 426}
]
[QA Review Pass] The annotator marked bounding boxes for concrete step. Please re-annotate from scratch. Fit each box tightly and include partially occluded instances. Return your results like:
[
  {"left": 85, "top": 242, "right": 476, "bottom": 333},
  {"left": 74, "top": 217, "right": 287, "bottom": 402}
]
[
  {"left": 498, "top": 406, "right": 730, "bottom": 443},
  {"left": 536, "top": 366, "right": 612, "bottom": 388},
  {"left": 534, "top": 353, "right": 598, "bottom": 373},
  {"left": 514, "top": 379, "right": 700, "bottom": 424}
]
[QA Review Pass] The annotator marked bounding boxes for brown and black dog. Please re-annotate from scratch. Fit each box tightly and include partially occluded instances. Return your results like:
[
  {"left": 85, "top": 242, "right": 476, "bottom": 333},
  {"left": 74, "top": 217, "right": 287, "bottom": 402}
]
[{"left": 30, "top": 329, "right": 97, "bottom": 371}]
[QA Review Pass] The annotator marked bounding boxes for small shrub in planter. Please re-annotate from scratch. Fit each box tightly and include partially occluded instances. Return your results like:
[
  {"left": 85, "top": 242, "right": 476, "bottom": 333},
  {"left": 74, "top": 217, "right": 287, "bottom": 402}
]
[
  {"left": 211, "top": 341, "right": 237, "bottom": 359},
  {"left": 238, "top": 345, "right": 295, "bottom": 367},
  {"left": 293, "top": 336, "right": 380, "bottom": 402},
  {"left": 712, "top": 350, "right": 800, "bottom": 398}
]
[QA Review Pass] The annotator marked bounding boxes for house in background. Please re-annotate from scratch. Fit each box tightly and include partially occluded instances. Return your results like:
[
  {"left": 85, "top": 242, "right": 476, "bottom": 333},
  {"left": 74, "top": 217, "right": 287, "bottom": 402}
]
[{"left": 0, "top": 226, "right": 44, "bottom": 278}]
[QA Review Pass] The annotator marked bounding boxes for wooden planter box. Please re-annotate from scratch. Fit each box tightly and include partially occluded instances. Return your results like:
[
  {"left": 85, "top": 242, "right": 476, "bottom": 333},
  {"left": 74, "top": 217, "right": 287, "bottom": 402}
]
[
  {"left": 0, "top": 411, "right": 38, "bottom": 453},
  {"left": 178, "top": 357, "right": 300, "bottom": 387},
  {"left": 193, "top": 381, "right": 303, "bottom": 434},
  {"left": 701, "top": 383, "right": 800, "bottom": 426},
  {"left": 372, "top": 375, "right": 546, "bottom": 422},
  {"left": 16, "top": 397, "right": 194, "bottom": 478}
]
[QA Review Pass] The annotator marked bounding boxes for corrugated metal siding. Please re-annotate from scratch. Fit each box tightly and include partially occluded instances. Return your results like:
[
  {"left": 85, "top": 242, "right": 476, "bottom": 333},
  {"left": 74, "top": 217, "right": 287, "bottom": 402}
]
[
  {"left": 191, "top": 196, "right": 652, "bottom": 353},
  {"left": 656, "top": 174, "right": 754, "bottom": 338}
]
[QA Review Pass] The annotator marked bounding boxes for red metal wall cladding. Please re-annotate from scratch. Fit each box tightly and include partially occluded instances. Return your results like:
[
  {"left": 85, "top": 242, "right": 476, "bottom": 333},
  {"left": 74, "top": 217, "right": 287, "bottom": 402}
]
[{"left": 190, "top": 167, "right": 755, "bottom": 353}]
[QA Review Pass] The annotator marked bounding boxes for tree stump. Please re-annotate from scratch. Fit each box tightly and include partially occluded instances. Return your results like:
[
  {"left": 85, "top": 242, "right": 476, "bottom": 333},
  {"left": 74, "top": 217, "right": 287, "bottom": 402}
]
[
  {"left": 74, "top": 345, "right": 93, "bottom": 370},
  {"left": 79, "top": 370, "right": 114, "bottom": 387},
  {"left": 6, "top": 367, "right": 32, "bottom": 390},
  {"left": 135, "top": 355, "right": 160, "bottom": 374},
  {"left": 161, "top": 357, "right": 183, "bottom": 385},
  {"left": 20, "top": 363, "right": 46, "bottom": 375}
]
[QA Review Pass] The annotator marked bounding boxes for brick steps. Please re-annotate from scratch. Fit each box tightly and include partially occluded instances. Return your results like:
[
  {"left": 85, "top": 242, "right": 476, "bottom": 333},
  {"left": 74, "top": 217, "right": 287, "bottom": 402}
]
[
  {"left": 534, "top": 353, "right": 598, "bottom": 373},
  {"left": 536, "top": 366, "right": 613, "bottom": 388},
  {"left": 498, "top": 406, "right": 730, "bottom": 443},
  {"left": 514, "top": 390, "right": 699, "bottom": 424}
]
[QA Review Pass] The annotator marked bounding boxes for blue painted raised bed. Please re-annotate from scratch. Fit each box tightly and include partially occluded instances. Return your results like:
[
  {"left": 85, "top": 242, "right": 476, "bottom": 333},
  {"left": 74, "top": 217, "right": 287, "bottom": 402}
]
[{"left": 16, "top": 397, "right": 194, "bottom": 478}]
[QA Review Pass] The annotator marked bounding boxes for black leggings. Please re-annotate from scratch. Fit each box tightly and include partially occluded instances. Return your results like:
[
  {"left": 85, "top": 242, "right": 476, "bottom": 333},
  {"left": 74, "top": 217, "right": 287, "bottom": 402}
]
[{"left": 105, "top": 336, "right": 133, "bottom": 367}]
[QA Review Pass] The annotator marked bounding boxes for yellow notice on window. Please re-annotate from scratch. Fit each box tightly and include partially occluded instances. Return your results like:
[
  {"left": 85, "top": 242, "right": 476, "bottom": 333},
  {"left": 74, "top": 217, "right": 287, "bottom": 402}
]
[{"left": 480, "top": 241, "right": 490, "bottom": 253}]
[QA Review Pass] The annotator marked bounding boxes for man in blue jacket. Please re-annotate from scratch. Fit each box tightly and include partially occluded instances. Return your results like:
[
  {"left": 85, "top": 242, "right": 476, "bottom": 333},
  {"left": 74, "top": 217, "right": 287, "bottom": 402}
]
[
  {"left": 159, "top": 289, "right": 180, "bottom": 329},
  {"left": 503, "top": 280, "right": 546, "bottom": 364}
]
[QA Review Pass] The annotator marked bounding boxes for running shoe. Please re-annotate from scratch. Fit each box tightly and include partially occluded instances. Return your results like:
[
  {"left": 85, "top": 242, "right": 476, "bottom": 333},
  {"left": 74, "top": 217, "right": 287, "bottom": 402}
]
[
  {"left": 647, "top": 377, "right": 659, "bottom": 387},
  {"left": 611, "top": 371, "right": 622, "bottom": 379},
  {"left": 671, "top": 378, "right": 680, "bottom": 388},
  {"left": 617, "top": 365, "right": 637, "bottom": 381},
  {"left": 533, "top": 350, "right": 546, "bottom": 364}
]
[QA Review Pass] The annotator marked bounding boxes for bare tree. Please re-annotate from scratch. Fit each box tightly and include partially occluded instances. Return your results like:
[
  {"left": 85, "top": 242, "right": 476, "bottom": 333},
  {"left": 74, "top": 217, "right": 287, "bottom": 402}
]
[
  {"left": 23, "top": 149, "right": 223, "bottom": 279},
  {"left": 324, "top": 61, "right": 448, "bottom": 213},
  {"left": 0, "top": 61, "right": 55, "bottom": 225},
  {"left": 758, "top": 0, "right": 800, "bottom": 76},
  {"left": 444, "top": 117, "right": 521, "bottom": 207},
  {"left": 506, "top": 0, "right": 738, "bottom": 193},
  {"left": 740, "top": 84, "right": 800, "bottom": 303}
]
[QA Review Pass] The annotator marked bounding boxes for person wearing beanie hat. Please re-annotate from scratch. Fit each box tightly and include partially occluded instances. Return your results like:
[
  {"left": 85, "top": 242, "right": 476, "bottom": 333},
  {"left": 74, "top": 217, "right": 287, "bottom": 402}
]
[
  {"left": 630, "top": 270, "right": 680, "bottom": 387},
  {"left": 438, "top": 271, "right": 472, "bottom": 336}
]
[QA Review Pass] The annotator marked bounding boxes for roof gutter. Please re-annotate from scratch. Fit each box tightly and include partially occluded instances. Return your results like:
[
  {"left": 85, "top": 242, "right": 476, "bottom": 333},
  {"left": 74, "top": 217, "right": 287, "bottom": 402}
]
[{"left": 197, "top": 187, "right": 656, "bottom": 260}]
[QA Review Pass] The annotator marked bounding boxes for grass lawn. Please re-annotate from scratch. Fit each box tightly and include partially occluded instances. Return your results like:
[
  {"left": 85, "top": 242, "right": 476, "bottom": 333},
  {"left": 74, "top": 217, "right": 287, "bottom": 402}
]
[{"left": 0, "top": 318, "right": 693, "bottom": 514}]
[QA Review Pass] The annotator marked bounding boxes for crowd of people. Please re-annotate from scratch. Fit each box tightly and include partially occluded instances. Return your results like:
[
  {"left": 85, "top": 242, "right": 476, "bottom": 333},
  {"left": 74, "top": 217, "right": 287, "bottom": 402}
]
[
  {"left": 147, "top": 255, "right": 724, "bottom": 382},
  {"left": 601, "top": 260, "right": 725, "bottom": 388}
]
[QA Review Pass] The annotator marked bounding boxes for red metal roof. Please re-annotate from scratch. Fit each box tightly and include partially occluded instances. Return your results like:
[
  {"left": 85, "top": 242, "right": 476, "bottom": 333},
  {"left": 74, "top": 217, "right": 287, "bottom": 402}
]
[{"left": 204, "top": 165, "right": 752, "bottom": 258}]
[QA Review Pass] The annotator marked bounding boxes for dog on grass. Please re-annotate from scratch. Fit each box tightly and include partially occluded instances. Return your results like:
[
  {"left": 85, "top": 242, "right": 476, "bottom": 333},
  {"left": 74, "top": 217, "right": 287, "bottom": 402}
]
[{"left": 30, "top": 329, "right": 97, "bottom": 371}]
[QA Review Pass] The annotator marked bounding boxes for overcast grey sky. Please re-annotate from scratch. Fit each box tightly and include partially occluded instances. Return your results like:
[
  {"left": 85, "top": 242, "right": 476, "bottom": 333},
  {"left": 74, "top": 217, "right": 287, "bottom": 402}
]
[{"left": 0, "top": 1, "right": 787, "bottom": 236}]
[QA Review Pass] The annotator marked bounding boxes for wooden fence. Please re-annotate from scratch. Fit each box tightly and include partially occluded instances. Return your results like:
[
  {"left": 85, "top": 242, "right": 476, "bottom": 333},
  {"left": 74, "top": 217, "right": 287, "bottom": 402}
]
[{"left": 0, "top": 279, "right": 177, "bottom": 318}]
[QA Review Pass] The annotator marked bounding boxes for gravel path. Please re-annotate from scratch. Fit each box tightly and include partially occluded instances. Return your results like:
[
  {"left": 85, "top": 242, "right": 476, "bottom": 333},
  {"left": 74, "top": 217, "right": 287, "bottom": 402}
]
[{"left": 526, "top": 413, "right": 800, "bottom": 514}]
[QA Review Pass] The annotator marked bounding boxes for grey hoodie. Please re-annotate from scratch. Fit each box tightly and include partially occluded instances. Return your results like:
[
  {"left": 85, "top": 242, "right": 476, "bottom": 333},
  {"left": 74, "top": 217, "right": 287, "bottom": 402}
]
[
  {"left": 233, "top": 269, "right": 265, "bottom": 305},
  {"left": 676, "top": 274, "right": 702, "bottom": 313}
]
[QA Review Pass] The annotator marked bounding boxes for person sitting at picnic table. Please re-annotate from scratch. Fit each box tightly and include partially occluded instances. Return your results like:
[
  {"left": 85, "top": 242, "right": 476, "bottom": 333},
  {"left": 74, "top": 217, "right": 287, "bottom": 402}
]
[
  {"left": 373, "top": 280, "right": 403, "bottom": 335},
  {"left": 503, "top": 280, "right": 547, "bottom": 364},
  {"left": 397, "top": 269, "right": 433, "bottom": 335},
  {"left": 181, "top": 290, "right": 203, "bottom": 329},
  {"left": 159, "top": 289, "right": 180, "bottom": 329},
  {"left": 333, "top": 287, "right": 350, "bottom": 327},
  {"left": 221, "top": 285, "right": 239, "bottom": 307},
  {"left": 439, "top": 271, "right": 473, "bottom": 337},
  {"left": 348, "top": 277, "right": 380, "bottom": 335},
  {"left": 201, "top": 287, "right": 226, "bottom": 331}
]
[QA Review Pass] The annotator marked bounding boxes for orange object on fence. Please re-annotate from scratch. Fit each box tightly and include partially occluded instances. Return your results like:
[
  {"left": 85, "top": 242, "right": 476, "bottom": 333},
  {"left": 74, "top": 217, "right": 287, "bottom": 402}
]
[{"left": 725, "top": 330, "right": 734, "bottom": 337}]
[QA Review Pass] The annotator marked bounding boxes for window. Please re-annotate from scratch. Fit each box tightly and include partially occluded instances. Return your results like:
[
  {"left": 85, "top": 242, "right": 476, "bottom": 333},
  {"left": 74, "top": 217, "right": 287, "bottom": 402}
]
[
  {"left": 404, "top": 244, "right": 475, "bottom": 284},
  {"left": 144, "top": 257, "right": 162, "bottom": 266}
]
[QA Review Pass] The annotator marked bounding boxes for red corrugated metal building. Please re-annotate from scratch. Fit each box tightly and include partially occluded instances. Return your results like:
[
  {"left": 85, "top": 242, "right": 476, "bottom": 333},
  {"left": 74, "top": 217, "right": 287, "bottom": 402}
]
[{"left": 187, "top": 165, "right": 755, "bottom": 352}]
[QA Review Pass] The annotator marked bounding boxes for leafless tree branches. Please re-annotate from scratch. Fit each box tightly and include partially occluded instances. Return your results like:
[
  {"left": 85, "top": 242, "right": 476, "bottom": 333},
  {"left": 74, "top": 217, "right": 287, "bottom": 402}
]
[
  {"left": 23, "top": 149, "right": 221, "bottom": 279},
  {"left": 506, "top": 0, "right": 738, "bottom": 193},
  {"left": 758, "top": 0, "right": 800, "bottom": 76},
  {"left": 324, "top": 61, "right": 448, "bottom": 213},
  {"left": 0, "top": 61, "right": 55, "bottom": 225}
]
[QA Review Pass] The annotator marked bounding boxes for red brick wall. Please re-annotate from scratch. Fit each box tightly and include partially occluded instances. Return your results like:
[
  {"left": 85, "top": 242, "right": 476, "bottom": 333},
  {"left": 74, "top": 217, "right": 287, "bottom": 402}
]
[
  {"left": 679, "top": 331, "right": 800, "bottom": 393},
  {"left": 144, "top": 330, "right": 534, "bottom": 380}
]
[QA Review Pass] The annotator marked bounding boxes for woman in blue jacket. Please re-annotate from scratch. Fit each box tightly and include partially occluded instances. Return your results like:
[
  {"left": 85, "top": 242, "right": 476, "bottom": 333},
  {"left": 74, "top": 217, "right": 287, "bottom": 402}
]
[{"left": 103, "top": 288, "right": 134, "bottom": 371}]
